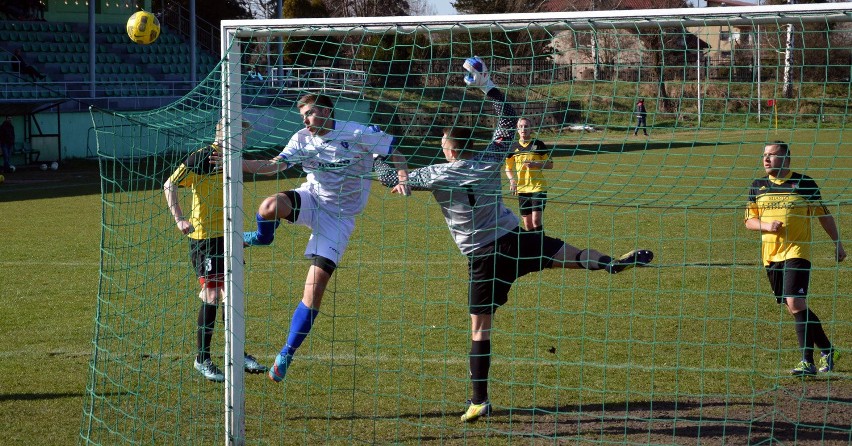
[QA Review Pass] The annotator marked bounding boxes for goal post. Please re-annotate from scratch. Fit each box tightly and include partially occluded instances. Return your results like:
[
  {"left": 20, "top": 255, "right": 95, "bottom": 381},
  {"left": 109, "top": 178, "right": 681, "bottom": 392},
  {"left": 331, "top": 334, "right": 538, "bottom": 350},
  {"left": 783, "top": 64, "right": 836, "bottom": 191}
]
[{"left": 82, "top": 4, "right": 852, "bottom": 445}]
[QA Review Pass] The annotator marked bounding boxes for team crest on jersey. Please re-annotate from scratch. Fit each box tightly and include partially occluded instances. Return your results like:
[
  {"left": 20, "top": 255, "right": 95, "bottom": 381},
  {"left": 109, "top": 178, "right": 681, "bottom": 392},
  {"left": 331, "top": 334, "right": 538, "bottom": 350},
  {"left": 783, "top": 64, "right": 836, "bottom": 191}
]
[{"left": 340, "top": 142, "right": 349, "bottom": 149}]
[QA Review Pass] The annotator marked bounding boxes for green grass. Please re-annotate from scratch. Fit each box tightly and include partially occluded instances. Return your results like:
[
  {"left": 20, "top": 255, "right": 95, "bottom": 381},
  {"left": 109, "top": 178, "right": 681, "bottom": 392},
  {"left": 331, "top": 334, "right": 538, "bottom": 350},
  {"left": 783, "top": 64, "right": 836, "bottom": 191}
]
[{"left": 1, "top": 128, "right": 850, "bottom": 445}]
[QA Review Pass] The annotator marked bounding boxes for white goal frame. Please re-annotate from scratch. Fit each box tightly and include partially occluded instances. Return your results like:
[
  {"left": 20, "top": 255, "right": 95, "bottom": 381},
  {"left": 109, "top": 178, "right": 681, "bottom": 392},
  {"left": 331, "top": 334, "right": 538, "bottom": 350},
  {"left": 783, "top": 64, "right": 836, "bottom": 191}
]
[{"left": 218, "top": 4, "right": 852, "bottom": 444}]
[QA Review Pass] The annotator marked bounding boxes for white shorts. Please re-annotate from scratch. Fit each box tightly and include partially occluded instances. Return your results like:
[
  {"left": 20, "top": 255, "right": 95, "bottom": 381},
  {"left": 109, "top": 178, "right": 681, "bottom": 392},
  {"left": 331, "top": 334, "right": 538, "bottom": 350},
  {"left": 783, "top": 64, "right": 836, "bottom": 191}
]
[{"left": 289, "top": 186, "right": 355, "bottom": 265}]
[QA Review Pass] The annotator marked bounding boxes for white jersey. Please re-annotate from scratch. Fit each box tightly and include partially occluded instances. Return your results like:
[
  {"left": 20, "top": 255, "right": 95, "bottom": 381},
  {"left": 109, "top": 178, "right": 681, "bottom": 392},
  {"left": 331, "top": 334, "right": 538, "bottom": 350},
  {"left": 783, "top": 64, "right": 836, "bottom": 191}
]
[{"left": 278, "top": 121, "right": 393, "bottom": 217}]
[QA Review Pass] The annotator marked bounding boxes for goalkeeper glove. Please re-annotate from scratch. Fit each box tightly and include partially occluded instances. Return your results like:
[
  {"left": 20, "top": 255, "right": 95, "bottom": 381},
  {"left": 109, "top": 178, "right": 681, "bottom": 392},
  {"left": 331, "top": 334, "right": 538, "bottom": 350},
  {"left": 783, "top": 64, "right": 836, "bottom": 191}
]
[{"left": 463, "top": 56, "right": 496, "bottom": 94}]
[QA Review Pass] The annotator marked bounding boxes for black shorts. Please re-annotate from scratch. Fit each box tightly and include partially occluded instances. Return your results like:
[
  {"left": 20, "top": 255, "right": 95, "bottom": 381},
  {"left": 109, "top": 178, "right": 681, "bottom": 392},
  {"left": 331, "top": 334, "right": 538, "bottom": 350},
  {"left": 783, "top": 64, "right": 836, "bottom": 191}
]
[
  {"left": 518, "top": 192, "right": 547, "bottom": 216},
  {"left": 190, "top": 237, "right": 225, "bottom": 287},
  {"left": 468, "top": 228, "right": 565, "bottom": 315},
  {"left": 766, "top": 258, "right": 811, "bottom": 304}
]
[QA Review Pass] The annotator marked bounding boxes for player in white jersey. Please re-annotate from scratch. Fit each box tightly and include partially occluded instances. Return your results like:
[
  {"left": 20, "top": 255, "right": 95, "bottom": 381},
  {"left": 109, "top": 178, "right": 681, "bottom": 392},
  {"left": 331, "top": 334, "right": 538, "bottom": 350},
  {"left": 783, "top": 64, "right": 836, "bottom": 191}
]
[
  {"left": 378, "top": 57, "right": 654, "bottom": 422},
  {"left": 241, "top": 93, "right": 410, "bottom": 383}
]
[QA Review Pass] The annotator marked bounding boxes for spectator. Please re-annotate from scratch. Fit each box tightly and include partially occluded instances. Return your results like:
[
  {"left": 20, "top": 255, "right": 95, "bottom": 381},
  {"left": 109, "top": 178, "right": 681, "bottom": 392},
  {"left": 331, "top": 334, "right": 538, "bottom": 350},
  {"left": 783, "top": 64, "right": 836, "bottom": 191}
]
[
  {"left": 633, "top": 98, "right": 648, "bottom": 136},
  {"left": 0, "top": 116, "right": 14, "bottom": 173},
  {"left": 248, "top": 65, "right": 264, "bottom": 82}
]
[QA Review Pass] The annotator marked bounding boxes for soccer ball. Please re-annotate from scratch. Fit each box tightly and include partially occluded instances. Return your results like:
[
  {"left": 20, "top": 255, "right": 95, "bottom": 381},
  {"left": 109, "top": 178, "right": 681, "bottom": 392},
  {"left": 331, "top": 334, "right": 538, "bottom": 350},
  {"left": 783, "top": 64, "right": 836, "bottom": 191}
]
[
  {"left": 50, "top": 161, "right": 59, "bottom": 170},
  {"left": 127, "top": 11, "right": 160, "bottom": 45},
  {"left": 40, "top": 163, "right": 48, "bottom": 171}
]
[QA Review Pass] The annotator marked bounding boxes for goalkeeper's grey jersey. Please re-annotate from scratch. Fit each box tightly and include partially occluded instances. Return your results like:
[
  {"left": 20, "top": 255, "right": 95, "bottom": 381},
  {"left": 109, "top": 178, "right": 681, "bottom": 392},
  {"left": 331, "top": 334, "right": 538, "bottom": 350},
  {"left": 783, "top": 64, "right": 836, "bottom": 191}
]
[
  {"left": 411, "top": 159, "right": 518, "bottom": 255},
  {"left": 374, "top": 86, "right": 520, "bottom": 254}
]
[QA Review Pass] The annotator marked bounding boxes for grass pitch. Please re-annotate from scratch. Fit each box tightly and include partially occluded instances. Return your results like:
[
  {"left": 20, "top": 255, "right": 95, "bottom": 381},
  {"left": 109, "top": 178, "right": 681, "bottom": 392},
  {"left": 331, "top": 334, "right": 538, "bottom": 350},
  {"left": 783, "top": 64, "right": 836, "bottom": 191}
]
[{"left": 1, "top": 127, "right": 849, "bottom": 444}]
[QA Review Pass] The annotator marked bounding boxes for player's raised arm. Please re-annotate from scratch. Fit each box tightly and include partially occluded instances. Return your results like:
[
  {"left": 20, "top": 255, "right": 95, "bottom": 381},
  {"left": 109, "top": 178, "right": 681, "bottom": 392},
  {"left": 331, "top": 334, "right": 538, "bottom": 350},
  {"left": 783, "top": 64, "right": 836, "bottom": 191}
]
[{"left": 462, "top": 56, "right": 518, "bottom": 161}]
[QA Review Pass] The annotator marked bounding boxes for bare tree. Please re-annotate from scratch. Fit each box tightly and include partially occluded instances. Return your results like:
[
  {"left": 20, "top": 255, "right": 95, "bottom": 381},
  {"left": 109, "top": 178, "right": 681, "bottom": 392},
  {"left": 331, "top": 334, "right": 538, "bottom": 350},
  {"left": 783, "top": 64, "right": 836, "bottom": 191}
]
[
  {"left": 409, "top": 0, "right": 437, "bottom": 15},
  {"left": 782, "top": 0, "right": 795, "bottom": 98}
]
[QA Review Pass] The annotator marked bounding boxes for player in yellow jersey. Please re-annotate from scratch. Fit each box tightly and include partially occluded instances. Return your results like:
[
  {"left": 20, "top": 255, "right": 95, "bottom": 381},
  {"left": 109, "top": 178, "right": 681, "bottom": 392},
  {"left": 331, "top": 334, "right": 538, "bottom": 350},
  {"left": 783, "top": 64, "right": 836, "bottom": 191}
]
[
  {"left": 163, "top": 120, "right": 268, "bottom": 382},
  {"left": 505, "top": 117, "right": 553, "bottom": 232},
  {"left": 745, "top": 141, "right": 846, "bottom": 376}
]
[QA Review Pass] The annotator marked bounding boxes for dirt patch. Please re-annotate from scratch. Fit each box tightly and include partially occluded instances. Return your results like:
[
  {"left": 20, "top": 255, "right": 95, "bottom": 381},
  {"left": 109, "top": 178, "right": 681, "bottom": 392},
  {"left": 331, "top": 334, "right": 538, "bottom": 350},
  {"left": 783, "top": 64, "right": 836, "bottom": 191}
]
[{"left": 485, "top": 378, "right": 852, "bottom": 444}]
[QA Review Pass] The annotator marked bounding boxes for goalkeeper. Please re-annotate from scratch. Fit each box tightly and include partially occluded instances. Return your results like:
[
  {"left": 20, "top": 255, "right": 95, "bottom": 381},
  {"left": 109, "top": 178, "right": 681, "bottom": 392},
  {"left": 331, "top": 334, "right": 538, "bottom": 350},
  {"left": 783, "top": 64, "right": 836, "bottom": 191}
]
[
  {"left": 376, "top": 56, "right": 654, "bottom": 422},
  {"left": 163, "top": 119, "right": 268, "bottom": 382}
]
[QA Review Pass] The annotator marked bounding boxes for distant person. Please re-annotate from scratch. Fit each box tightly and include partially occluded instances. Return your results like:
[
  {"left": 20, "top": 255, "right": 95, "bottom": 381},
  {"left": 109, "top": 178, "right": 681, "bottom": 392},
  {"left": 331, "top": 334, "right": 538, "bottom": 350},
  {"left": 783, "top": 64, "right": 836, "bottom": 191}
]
[
  {"left": 633, "top": 98, "right": 648, "bottom": 136},
  {"left": 248, "top": 65, "right": 264, "bottom": 82},
  {"left": 378, "top": 56, "right": 653, "bottom": 422},
  {"left": 745, "top": 141, "right": 846, "bottom": 376},
  {"left": 505, "top": 117, "right": 553, "bottom": 232},
  {"left": 163, "top": 120, "right": 268, "bottom": 382},
  {"left": 0, "top": 116, "right": 14, "bottom": 173},
  {"left": 13, "top": 49, "right": 46, "bottom": 81}
]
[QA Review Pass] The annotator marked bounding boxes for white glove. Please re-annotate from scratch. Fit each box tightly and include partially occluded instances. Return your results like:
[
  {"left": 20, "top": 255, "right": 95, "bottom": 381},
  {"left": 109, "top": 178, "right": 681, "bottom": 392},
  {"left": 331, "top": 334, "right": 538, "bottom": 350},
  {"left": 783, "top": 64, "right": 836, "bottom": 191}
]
[{"left": 463, "top": 56, "right": 495, "bottom": 93}]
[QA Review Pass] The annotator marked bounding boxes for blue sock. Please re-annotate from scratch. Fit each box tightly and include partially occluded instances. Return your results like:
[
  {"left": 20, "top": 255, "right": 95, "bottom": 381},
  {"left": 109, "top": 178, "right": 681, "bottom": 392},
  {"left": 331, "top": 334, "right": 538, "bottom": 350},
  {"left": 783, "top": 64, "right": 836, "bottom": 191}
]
[
  {"left": 280, "top": 302, "right": 319, "bottom": 357},
  {"left": 255, "top": 213, "right": 279, "bottom": 243}
]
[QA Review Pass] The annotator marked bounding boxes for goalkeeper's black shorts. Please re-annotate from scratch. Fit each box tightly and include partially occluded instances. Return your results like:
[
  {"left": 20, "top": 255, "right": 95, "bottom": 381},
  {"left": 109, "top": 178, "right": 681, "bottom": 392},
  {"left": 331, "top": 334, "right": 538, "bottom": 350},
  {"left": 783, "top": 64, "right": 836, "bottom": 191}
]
[{"left": 467, "top": 227, "right": 564, "bottom": 315}]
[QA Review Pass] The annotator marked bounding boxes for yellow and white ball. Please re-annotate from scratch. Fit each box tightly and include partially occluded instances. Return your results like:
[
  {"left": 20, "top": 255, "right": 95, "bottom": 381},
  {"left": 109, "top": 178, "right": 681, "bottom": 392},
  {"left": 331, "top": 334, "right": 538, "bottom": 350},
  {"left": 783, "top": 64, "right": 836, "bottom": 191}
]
[{"left": 127, "top": 10, "right": 160, "bottom": 45}]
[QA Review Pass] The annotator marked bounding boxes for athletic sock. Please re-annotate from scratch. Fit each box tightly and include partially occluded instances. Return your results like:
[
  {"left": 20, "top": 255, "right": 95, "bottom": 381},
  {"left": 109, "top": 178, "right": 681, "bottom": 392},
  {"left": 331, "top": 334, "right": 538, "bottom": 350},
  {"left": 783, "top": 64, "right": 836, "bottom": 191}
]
[
  {"left": 575, "top": 249, "right": 611, "bottom": 271},
  {"left": 470, "top": 339, "right": 491, "bottom": 404},
  {"left": 805, "top": 309, "right": 832, "bottom": 352},
  {"left": 255, "top": 213, "right": 279, "bottom": 244},
  {"left": 793, "top": 310, "right": 815, "bottom": 363},
  {"left": 197, "top": 302, "right": 218, "bottom": 362},
  {"left": 280, "top": 302, "right": 320, "bottom": 357}
]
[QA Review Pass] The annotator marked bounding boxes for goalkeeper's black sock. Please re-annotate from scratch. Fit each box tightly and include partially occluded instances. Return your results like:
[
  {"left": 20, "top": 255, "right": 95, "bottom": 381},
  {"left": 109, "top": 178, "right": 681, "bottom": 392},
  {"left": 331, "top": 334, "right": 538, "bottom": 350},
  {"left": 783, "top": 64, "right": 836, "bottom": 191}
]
[
  {"left": 469, "top": 340, "right": 491, "bottom": 404},
  {"left": 793, "top": 310, "right": 815, "bottom": 363},
  {"left": 575, "top": 249, "right": 610, "bottom": 271},
  {"left": 197, "top": 302, "right": 218, "bottom": 362}
]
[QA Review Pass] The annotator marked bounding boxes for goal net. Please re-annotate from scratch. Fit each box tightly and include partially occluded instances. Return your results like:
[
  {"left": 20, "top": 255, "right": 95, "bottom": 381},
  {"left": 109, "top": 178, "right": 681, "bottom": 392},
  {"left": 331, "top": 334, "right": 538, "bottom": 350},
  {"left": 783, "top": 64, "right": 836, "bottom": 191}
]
[{"left": 82, "top": 4, "right": 852, "bottom": 444}]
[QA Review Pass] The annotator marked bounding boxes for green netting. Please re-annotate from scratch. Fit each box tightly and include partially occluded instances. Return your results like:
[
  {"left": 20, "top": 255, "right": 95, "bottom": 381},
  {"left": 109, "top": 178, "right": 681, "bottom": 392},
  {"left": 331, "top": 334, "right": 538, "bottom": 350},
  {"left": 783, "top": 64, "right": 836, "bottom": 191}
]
[{"left": 82, "top": 7, "right": 852, "bottom": 445}]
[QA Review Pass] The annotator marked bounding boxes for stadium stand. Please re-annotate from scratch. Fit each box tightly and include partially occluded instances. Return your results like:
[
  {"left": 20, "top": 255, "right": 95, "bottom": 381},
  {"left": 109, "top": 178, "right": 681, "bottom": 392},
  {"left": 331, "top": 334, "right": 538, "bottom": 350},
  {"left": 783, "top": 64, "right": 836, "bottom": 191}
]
[{"left": 0, "top": 19, "right": 219, "bottom": 107}]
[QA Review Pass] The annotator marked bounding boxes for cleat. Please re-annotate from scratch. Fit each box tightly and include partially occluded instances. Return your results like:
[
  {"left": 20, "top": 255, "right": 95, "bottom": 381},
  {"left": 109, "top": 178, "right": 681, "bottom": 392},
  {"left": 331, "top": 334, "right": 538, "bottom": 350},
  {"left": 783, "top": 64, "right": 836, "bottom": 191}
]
[
  {"left": 790, "top": 360, "right": 817, "bottom": 376},
  {"left": 194, "top": 358, "right": 225, "bottom": 382},
  {"left": 268, "top": 353, "right": 293, "bottom": 383},
  {"left": 244, "top": 354, "right": 268, "bottom": 374},
  {"left": 243, "top": 231, "right": 272, "bottom": 246},
  {"left": 460, "top": 399, "right": 492, "bottom": 422},
  {"left": 606, "top": 249, "right": 654, "bottom": 274},
  {"left": 819, "top": 350, "right": 839, "bottom": 373}
]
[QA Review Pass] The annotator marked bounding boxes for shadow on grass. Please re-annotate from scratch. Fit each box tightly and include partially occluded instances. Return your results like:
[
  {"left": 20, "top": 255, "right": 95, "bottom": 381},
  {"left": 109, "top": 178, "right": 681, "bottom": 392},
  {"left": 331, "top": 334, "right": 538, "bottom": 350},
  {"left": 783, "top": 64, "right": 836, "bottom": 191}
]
[
  {"left": 0, "top": 391, "right": 128, "bottom": 402},
  {"left": 289, "top": 382, "right": 852, "bottom": 443}
]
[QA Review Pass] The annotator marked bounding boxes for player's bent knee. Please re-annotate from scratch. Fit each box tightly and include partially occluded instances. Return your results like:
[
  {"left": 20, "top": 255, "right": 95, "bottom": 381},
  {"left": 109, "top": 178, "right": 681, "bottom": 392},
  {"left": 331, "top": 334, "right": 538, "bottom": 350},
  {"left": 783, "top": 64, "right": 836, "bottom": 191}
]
[{"left": 198, "top": 284, "right": 222, "bottom": 305}]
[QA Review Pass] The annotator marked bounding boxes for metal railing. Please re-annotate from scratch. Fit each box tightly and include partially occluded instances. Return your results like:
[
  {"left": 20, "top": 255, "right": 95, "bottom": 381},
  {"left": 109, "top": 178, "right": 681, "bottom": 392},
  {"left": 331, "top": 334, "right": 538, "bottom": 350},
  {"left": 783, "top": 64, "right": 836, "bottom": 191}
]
[{"left": 268, "top": 67, "right": 367, "bottom": 93}]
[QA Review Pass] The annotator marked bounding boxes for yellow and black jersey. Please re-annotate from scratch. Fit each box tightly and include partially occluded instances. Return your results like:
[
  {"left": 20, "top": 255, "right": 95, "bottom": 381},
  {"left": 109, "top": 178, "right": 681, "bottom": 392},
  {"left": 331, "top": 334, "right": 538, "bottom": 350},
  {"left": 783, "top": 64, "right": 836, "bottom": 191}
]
[
  {"left": 745, "top": 171, "right": 828, "bottom": 265},
  {"left": 167, "top": 145, "right": 223, "bottom": 240},
  {"left": 506, "top": 139, "right": 549, "bottom": 193}
]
